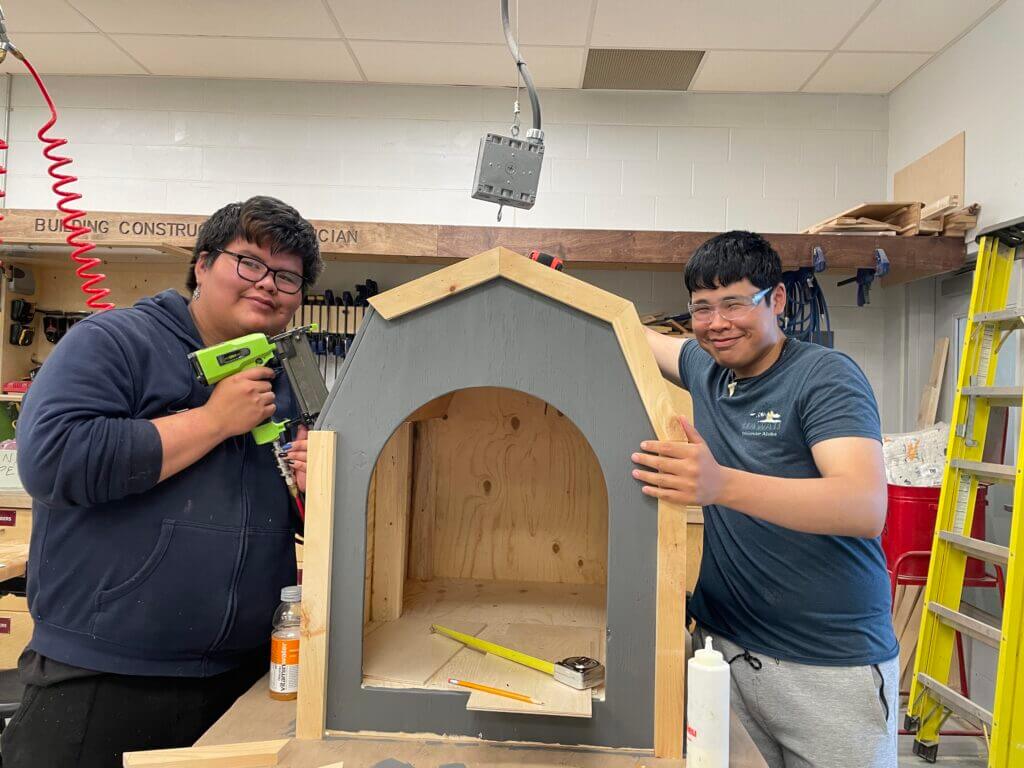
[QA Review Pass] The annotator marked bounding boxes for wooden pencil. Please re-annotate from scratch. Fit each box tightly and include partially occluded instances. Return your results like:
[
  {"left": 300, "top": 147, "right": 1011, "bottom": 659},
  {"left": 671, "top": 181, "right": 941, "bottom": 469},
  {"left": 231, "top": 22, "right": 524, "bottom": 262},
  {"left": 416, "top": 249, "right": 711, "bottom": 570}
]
[{"left": 447, "top": 677, "right": 541, "bottom": 705}]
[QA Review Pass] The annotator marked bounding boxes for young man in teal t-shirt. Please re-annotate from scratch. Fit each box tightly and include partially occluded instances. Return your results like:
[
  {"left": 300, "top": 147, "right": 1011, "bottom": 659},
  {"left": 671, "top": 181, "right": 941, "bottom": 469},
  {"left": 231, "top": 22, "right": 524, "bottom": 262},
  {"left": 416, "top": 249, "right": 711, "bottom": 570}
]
[{"left": 636, "top": 231, "right": 898, "bottom": 768}]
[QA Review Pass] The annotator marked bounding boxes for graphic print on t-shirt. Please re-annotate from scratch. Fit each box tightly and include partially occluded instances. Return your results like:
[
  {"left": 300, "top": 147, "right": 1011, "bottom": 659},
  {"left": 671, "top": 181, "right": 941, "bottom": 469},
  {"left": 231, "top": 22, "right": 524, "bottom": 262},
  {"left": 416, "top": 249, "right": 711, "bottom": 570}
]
[{"left": 742, "top": 408, "right": 783, "bottom": 438}]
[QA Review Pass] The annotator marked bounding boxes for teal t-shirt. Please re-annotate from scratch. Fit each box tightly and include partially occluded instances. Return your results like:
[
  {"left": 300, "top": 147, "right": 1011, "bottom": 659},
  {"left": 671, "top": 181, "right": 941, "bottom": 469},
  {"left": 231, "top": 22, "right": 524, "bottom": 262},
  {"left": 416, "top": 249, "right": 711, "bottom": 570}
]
[{"left": 679, "top": 338, "right": 898, "bottom": 666}]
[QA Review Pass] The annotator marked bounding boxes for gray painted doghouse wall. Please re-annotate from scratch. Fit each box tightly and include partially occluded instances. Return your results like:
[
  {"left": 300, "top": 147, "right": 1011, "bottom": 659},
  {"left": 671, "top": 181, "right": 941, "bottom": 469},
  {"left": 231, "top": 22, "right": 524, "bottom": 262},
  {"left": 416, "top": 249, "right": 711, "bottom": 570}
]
[{"left": 317, "top": 279, "right": 660, "bottom": 749}]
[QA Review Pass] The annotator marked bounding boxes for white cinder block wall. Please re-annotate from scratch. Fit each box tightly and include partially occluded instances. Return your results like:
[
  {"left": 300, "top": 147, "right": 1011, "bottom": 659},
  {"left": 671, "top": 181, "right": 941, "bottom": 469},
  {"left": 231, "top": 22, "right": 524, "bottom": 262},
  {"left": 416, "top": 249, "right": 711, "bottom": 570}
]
[{"left": 0, "top": 75, "right": 893, "bottom": 423}]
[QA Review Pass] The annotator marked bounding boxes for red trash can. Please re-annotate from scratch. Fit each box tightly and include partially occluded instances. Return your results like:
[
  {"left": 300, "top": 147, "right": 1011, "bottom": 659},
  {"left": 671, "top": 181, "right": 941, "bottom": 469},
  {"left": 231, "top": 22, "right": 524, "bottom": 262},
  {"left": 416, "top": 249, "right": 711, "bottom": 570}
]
[{"left": 883, "top": 483, "right": 988, "bottom": 580}]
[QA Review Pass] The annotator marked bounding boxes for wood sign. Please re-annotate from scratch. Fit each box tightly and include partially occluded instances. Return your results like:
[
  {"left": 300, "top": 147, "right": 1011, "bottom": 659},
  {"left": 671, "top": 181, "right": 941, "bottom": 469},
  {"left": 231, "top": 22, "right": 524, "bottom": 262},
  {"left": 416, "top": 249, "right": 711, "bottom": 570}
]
[
  {"left": 0, "top": 207, "right": 966, "bottom": 281},
  {"left": 1, "top": 209, "right": 433, "bottom": 259}
]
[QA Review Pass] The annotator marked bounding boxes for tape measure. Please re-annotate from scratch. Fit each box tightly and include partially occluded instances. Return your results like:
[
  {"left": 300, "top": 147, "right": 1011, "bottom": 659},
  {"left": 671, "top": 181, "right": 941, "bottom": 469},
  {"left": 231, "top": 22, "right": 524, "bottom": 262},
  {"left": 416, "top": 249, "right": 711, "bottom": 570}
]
[{"left": 431, "top": 623, "right": 605, "bottom": 690}]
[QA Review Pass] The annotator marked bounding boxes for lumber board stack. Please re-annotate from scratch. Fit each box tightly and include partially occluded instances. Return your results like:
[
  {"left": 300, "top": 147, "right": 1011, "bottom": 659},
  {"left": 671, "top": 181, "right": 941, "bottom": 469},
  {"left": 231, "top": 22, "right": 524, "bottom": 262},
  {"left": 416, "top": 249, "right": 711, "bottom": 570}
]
[{"left": 802, "top": 197, "right": 980, "bottom": 238}]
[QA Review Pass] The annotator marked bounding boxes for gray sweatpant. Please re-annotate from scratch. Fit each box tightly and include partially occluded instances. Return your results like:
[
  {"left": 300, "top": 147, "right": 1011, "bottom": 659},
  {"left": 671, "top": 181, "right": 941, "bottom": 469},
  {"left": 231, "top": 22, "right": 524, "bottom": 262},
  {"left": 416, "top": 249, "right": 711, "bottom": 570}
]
[{"left": 692, "top": 626, "right": 898, "bottom": 768}]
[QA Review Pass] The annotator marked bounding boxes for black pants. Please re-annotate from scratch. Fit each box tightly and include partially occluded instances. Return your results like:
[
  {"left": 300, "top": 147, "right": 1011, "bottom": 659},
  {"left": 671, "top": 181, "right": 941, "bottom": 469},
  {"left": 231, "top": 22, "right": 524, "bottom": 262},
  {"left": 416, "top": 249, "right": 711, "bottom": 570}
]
[{"left": 0, "top": 657, "right": 267, "bottom": 768}]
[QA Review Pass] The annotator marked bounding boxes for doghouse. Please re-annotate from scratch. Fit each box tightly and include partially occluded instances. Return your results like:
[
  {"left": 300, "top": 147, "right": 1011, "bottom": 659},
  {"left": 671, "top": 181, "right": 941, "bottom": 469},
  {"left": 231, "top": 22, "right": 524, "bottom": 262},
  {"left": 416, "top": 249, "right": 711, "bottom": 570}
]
[{"left": 298, "top": 247, "right": 690, "bottom": 758}]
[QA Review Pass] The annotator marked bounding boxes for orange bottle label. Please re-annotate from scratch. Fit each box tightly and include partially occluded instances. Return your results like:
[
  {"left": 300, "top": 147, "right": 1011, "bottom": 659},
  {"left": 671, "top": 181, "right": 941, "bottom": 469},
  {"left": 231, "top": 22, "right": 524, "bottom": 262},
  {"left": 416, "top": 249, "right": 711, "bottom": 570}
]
[{"left": 270, "top": 637, "right": 300, "bottom": 695}]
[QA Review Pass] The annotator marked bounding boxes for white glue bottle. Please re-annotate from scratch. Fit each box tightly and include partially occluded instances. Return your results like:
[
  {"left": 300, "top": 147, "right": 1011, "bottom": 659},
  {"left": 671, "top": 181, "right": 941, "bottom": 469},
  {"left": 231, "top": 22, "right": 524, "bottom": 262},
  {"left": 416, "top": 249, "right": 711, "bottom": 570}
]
[
  {"left": 686, "top": 635, "right": 730, "bottom": 767},
  {"left": 269, "top": 585, "right": 302, "bottom": 700}
]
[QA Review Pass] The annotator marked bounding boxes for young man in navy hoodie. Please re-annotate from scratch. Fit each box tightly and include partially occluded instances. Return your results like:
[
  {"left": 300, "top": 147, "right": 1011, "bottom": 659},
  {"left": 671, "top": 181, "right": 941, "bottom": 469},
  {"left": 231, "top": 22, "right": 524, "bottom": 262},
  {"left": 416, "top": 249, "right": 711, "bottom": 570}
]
[
  {"left": 634, "top": 231, "right": 898, "bottom": 767},
  {"left": 3, "top": 197, "right": 322, "bottom": 767}
]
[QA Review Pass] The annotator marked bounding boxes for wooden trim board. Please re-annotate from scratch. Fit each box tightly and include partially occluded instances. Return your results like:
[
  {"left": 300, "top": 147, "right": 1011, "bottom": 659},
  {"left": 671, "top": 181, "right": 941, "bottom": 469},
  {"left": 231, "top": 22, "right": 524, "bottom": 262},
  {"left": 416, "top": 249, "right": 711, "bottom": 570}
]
[
  {"left": 916, "top": 337, "right": 950, "bottom": 430},
  {"left": 296, "top": 431, "right": 336, "bottom": 740},
  {"left": 368, "top": 422, "right": 413, "bottom": 623},
  {"left": 1, "top": 208, "right": 965, "bottom": 281},
  {"left": 654, "top": 503, "right": 687, "bottom": 758},
  {"left": 122, "top": 738, "right": 288, "bottom": 767}
]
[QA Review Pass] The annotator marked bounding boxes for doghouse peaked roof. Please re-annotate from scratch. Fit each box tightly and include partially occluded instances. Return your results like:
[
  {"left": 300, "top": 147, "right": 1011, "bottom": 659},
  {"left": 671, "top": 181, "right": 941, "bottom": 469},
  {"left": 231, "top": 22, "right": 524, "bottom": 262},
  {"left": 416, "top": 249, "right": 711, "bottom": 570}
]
[{"left": 368, "top": 247, "right": 684, "bottom": 443}]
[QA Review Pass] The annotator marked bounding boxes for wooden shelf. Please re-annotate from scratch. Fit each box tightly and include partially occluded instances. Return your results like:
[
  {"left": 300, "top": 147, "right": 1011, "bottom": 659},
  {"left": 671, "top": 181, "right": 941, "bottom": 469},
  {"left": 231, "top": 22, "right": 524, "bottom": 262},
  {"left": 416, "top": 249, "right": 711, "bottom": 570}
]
[{"left": 0, "top": 208, "right": 966, "bottom": 284}]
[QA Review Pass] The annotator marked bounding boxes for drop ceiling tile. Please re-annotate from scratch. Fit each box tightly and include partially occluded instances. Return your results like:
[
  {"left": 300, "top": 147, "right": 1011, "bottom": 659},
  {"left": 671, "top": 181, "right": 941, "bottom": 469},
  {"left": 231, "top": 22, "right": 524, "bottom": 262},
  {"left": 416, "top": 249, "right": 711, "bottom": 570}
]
[
  {"left": 842, "top": 0, "right": 1000, "bottom": 52},
  {"left": 591, "top": 0, "right": 876, "bottom": 51},
  {"left": 330, "top": 0, "right": 593, "bottom": 46},
  {"left": 803, "top": 52, "right": 931, "bottom": 94},
  {"left": 113, "top": 36, "right": 362, "bottom": 81},
  {"left": 690, "top": 51, "right": 827, "bottom": 92},
  {"left": 69, "top": 0, "right": 339, "bottom": 38},
  {"left": 349, "top": 41, "right": 584, "bottom": 88},
  {"left": 0, "top": 33, "right": 146, "bottom": 75},
  {"left": 2, "top": 0, "right": 95, "bottom": 32}
]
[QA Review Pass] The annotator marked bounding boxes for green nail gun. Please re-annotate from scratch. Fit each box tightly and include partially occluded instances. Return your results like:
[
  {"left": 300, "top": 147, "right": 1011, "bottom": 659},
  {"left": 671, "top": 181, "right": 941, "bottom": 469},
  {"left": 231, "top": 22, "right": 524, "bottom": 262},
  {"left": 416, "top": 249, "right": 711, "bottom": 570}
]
[{"left": 188, "top": 325, "right": 328, "bottom": 446}]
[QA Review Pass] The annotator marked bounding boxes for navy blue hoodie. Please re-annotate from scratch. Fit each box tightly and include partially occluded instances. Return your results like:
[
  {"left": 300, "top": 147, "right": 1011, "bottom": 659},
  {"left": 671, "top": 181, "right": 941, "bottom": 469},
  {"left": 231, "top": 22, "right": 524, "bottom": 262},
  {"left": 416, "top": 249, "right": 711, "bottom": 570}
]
[{"left": 17, "top": 289, "right": 297, "bottom": 677}]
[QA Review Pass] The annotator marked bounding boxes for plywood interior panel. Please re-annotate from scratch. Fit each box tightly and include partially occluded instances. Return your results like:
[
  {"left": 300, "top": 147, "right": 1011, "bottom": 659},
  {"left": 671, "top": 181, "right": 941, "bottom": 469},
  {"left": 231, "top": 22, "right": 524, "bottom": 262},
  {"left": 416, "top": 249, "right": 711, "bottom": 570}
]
[
  {"left": 361, "top": 581, "right": 606, "bottom": 713},
  {"left": 409, "top": 387, "right": 609, "bottom": 587},
  {"left": 464, "top": 653, "right": 593, "bottom": 719},
  {"left": 361, "top": 615, "right": 485, "bottom": 686},
  {"left": 894, "top": 132, "right": 965, "bottom": 205}
]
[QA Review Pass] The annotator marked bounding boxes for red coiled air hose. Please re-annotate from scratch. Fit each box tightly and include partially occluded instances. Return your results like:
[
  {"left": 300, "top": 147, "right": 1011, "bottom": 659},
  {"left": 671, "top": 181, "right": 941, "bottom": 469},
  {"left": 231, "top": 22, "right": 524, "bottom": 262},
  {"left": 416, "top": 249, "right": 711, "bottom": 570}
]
[{"left": 19, "top": 54, "right": 113, "bottom": 310}]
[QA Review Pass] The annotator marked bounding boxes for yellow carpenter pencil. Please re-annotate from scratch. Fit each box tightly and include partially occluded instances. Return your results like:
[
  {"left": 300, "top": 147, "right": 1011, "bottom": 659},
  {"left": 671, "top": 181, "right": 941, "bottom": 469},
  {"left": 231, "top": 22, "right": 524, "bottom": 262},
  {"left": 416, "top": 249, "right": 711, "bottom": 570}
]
[{"left": 447, "top": 677, "right": 541, "bottom": 705}]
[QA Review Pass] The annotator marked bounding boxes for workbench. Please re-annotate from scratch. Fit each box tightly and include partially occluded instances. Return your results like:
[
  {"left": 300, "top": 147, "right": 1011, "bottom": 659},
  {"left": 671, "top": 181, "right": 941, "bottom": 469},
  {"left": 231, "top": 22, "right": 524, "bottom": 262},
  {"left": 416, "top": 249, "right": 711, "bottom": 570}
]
[{"left": 196, "top": 674, "right": 768, "bottom": 767}]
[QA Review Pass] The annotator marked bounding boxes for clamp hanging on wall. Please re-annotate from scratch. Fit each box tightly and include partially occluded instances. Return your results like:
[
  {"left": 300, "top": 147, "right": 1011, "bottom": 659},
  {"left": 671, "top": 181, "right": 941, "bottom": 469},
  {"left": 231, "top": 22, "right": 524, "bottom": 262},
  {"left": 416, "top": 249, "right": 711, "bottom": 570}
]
[
  {"left": 837, "top": 248, "right": 890, "bottom": 307},
  {"left": 811, "top": 245, "right": 827, "bottom": 273}
]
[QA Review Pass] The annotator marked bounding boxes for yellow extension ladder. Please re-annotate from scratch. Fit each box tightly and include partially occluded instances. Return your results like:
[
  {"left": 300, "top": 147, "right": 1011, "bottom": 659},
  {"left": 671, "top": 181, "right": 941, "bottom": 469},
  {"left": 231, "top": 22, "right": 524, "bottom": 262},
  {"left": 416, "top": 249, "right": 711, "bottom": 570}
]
[{"left": 906, "top": 218, "right": 1024, "bottom": 764}]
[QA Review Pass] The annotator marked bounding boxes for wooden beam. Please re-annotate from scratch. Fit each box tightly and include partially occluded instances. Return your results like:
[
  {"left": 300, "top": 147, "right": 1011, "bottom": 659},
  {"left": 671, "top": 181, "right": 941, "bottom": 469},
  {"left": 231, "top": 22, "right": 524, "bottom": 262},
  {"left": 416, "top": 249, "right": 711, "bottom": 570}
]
[
  {"left": 0, "top": 209, "right": 437, "bottom": 260},
  {"left": 436, "top": 226, "right": 965, "bottom": 280},
  {"left": 296, "top": 431, "right": 336, "bottom": 741},
  {"left": 122, "top": 738, "right": 288, "bottom": 767},
  {"left": 0, "top": 208, "right": 965, "bottom": 283}
]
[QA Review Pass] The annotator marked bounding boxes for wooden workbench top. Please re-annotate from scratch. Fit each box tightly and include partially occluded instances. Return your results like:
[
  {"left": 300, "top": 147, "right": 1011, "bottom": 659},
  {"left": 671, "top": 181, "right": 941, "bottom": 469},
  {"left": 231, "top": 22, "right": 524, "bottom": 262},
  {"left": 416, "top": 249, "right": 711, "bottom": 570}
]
[
  {"left": 0, "top": 542, "right": 28, "bottom": 582},
  {"left": 0, "top": 490, "right": 31, "bottom": 509},
  {"left": 197, "top": 674, "right": 767, "bottom": 767}
]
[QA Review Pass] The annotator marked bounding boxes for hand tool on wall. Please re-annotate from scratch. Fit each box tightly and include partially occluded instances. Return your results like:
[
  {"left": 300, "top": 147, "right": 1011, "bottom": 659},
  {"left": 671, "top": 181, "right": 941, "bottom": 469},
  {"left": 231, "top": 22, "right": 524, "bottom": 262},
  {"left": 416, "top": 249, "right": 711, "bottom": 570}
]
[
  {"left": 342, "top": 291, "right": 353, "bottom": 357},
  {"left": 323, "top": 289, "right": 335, "bottom": 380},
  {"left": 837, "top": 247, "right": 889, "bottom": 307},
  {"left": 431, "top": 623, "right": 605, "bottom": 690},
  {"left": 331, "top": 291, "right": 342, "bottom": 379},
  {"left": 528, "top": 250, "right": 564, "bottom": 271}
]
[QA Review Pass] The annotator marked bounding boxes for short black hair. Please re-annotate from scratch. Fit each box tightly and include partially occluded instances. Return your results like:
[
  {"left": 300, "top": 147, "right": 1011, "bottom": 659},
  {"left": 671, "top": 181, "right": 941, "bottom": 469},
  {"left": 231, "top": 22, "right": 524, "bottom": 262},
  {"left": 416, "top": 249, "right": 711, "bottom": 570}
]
[
  {"left": 683, "top": 230, "right": 782, "bottom": 293},
  {"left": 187, "top": 196, "right": 323, "bottom": 292}
]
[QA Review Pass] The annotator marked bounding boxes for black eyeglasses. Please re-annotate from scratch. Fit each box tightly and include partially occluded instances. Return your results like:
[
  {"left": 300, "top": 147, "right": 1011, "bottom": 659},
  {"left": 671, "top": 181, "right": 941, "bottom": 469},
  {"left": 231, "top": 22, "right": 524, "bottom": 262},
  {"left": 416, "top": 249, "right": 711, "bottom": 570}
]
[{"left": 218, "top": 249, "right": 304, "bottom": 295}]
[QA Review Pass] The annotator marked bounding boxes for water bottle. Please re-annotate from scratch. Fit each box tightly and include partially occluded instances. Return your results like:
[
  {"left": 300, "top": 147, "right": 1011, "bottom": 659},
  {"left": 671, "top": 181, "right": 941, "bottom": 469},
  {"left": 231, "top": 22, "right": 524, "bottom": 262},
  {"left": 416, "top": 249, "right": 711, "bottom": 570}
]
[
  {"left": 686, "top": 635, "right": 730, "bottom": 767},
  {"left": 269, "top": 585, "right": 301, "bottom": 700}
]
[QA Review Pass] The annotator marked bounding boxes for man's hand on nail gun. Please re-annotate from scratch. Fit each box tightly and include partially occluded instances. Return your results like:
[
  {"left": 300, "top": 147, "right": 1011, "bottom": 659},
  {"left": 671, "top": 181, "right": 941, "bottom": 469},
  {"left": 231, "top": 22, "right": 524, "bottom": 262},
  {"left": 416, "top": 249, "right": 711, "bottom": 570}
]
[
  {"left": 203, "top": 366, "right": 276, "bottom": 440},
  {"left": 285, "top": 425, "right": 308, "bottom": 493},
  {"left": 631, "top": 416, "right": 725, "bottom": 506}
]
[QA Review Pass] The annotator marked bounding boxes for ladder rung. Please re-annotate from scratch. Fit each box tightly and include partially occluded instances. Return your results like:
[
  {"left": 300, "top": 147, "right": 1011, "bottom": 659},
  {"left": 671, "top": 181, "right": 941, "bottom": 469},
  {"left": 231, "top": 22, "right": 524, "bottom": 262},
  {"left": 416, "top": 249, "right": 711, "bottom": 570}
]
[
  {"left": 973, "top": 307, "right": 1024, "bottom": 327},
  {"left": 960, "top": 385, "right": 1024, "bottom": 405},
  {"left": 950, "top": 458, "right": 1017, "bottom": 482},
  {"left": 917, "top": 673, "right": 993, "bottom": 726},
  {"left": 938, "top": 531, "right": 1010, "bottom": 566},
  {"left": 928, "top": 602, "right": 1002, "bottom": 647}
]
